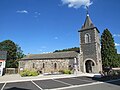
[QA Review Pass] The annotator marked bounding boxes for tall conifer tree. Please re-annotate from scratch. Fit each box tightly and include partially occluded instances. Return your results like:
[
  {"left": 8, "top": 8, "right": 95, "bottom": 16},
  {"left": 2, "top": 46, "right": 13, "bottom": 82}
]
[{"left": 101, "top": 29, "right": 118, "bottom": 67}]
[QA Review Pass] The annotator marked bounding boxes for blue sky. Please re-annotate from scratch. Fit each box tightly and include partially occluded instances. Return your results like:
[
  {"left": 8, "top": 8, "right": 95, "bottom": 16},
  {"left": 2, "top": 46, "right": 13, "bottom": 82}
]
[{"left": 0, "top": 0, "right": 120, "bottom": 54}]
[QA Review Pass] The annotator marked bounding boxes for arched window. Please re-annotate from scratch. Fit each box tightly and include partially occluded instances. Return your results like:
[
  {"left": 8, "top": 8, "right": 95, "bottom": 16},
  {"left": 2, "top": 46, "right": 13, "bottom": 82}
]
[
  {"left": 43, "top": 63, "right": 45, "bottom": 68},
  {"left": 54, "top": 63, "right": 57, "bottom": 69},
  {"left": 33, "top": 63, "right": 35, "bottom": 68},
  {"left": 85, "top": 33, "right": 91, "bottom": 43}
]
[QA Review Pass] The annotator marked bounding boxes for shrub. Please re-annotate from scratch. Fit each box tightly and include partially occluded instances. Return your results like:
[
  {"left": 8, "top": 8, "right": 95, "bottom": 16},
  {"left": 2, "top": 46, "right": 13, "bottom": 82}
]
[
  {"left": 59, "top": 70, "right": 64, "bottom": 74},
  {"left": 59, "top": 70, "right": 72, "bottom": 74},
  {"left": 20, "top": 69, "right": 39, "bottom": 77}
]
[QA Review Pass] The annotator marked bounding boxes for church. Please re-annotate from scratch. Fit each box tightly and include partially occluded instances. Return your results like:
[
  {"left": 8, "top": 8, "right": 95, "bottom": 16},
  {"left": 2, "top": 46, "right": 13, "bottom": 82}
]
[{"left": 19, "top": 12, "right": 102, "bottom": 74}]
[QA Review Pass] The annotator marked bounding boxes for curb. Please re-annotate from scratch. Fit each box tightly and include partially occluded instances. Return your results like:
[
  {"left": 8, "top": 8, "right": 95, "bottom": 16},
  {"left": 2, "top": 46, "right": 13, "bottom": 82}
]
[{"left": 0, "top": 73, "right": 101, "bottom": 83}]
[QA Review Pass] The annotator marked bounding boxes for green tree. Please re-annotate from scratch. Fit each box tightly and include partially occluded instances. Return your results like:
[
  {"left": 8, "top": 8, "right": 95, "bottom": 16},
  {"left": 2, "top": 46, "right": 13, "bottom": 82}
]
[
  {"left": 117, "top": 54, "right": 120, "bottom": 66},
  {"left": 0, "top": 40, "right": 17, "bottom": 68},
  {"left": 16, "top": 44, "right": 25, "bottom": 60},
  {"left": 101, "top": 29, "right": 118, "bottom": 67},
  {"left": 0, "top": 40, "right": 25, "bottom": 68},
  {"left": 9, "top": 44, "right": 26, "bottom": 68},
  {"left": 54, "top": 47, "right": 80, "bottom": 53},
  {"left": 15, "top": 44, "right": 26, "bottom": 67}
]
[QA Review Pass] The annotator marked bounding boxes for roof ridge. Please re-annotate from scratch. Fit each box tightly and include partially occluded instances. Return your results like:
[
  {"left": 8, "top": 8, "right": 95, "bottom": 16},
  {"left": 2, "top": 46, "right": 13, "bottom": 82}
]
[
  {"left": 29, "top": 51, "right": 77, "bottom": 56},
  {"left": 21, "top": 51, "right": 78, "bottom": 60}
]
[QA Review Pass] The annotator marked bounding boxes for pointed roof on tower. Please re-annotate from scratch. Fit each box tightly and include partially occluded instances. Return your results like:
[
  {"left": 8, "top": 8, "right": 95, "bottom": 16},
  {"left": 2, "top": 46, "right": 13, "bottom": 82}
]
[
  {"left": 78, "top": 6, "right": 100, "bottom": 33},
  {"left": 81, "top": 14, "right": 94, "bottom": 29}
]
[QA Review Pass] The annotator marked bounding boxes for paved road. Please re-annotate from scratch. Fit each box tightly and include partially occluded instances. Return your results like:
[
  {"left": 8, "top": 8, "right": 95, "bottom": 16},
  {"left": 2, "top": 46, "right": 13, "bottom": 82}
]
[
  {"left": 0, "top": 83, "right": 4, "bottom": 90},
  {"left": 63, "top": 81, "right": 120, "bottom": 90},
  {"left": 0, "top": 76, "right": 120, "bottom": 90}
]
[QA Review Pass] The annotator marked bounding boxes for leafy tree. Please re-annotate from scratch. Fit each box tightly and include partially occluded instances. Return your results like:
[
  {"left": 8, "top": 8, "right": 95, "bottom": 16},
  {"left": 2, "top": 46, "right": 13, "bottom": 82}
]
[
  {"left": 0, "top": 40, "right": 17, "bottom": 68},
  {"left": 101, "top": 29, "right": 119, "bottom": 67},
  {"left": 16, "top": 44, "right": 25, "bottom": 60},
  {"left": 54, "top": 47, "right": 80, "bottom": 53},
  {"left": 0, "top": 40, "right": 25, "bottom": 68},
  {"left": 15, "top": 44, "right": 26, "bottom": 67}
]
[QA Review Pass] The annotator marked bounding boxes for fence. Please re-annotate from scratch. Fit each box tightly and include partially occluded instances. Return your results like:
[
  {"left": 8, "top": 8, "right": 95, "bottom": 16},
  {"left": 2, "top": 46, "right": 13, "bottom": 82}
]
[{"left": 5, "top": 68, "right": 18, "bottom": 74}]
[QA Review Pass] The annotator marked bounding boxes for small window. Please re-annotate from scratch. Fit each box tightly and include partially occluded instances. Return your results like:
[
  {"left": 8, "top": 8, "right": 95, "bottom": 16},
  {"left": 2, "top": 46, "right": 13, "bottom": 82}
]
[
  {"left": 54, "top": 63, "right": 57, "bottom": 69},
  {"left": 85, "top": 33, "right": 91, "bottom": 43},
  {"left": 43, "top": 63, "right": 45, "bottom": 68},
  {"left": 33, "top": 63, "right": 35, "bottom": 68}
]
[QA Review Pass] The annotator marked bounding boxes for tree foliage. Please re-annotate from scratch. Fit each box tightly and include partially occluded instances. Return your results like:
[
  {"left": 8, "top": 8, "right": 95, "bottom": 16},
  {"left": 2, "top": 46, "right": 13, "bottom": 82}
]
[
  {"left": 0, "top": 40, "right": 25, "bottom": 68},
  {"left": 13, "top": 44, "right": 26, "bottom": 68},
  {"left": 101, "top": 29, "right": 119, "bottom": 67},
  {"left": 117, "top": 54, "right": 120, "bottom": 65},
  {"left": 54, "top": 47, "right": 80, "bottom": 53},
  {"left": 0, "top": 40, "right": 17, "bottom": 67},
  {"left": 16, "top": 44, "right": 26, "bottom": 60},
  {"left": 118, "top": 54, "right": 120, "bottom": 59}
]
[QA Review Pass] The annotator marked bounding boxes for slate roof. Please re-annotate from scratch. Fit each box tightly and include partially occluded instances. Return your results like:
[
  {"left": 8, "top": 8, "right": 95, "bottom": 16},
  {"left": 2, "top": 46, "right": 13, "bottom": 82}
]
[
  {"left": 78, "top": 14, "right": 100, "bottom": 33},
  {"left": 82, "top": 14, "right": 94, "bottom": 29},
  {"left": 21, "top": 51, "right": 78, "bottom": 60}
]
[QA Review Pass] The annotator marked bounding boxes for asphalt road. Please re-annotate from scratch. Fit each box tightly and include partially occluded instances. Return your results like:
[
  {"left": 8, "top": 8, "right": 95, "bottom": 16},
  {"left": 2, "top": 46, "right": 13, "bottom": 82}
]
[
  {"left": 64, "top": 81, "right": 120, "bottom": 90},
  {"left": 3, "top": 81, "right": 40, "bottom": 90},
  {"left": 0, "top": 76, "right": 120, "bottom": 90},
  {"left": 0, "top": 83, "right": 4, "bottom": 90}
]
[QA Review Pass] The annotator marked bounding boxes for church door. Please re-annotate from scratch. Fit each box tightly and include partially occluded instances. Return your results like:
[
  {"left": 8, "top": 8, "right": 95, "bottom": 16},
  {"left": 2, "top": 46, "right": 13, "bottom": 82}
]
[{"left": 85, "top": 60, "right": 94, "bottom": 73}]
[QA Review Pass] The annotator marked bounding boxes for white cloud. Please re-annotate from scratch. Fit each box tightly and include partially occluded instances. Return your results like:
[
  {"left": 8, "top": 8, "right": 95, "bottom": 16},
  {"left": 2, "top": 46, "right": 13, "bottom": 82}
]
[
  {"left": 39, "top": 49, "right": 43, "bottom": 52},
  {"left": 37, "top": 46, "right": 47, "bottom": 53},
  {"left": 118, "top": 51, "right": 120, "bottom": 54},
  {"left": 43, "top": 52, "right": 52, "bottom": 54},
  {"left": 113, "top": 34, "right": 120, "bottom": 37},
  {"left": 35, "top": 12, "right": 38, "bottom": 14},
  {"left": 54, "top": 37, "right": 58, "bottom": 40},
  {"left": 113, "top": 34, "right": 116, "bottom": 37},
  {"left": 34, "top": 12, "right": 41, "bottom": 15},
  {"left": 61, "top": 0, "right": 93, "bottom": 9},
  {"left": 34, "top": 12, "right": 41, "bottom": 18},
  {"left": 16, "top": 10, "right": 28, "bottom": 14},
  {"left": 115, "top": 43, "right": 120, "bottom": 47}
]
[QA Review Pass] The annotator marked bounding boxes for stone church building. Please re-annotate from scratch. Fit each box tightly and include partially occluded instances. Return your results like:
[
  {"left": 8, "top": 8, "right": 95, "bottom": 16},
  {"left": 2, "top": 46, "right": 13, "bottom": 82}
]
[{"left": 19, "top": 13, "right": 102, "bottom": 74}]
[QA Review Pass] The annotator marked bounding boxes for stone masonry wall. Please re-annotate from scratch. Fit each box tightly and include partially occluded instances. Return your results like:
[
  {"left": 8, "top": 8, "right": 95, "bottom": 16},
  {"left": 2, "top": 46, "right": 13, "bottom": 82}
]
[{"left": 19, "top": 58, "right": 74, "bottom": 73}]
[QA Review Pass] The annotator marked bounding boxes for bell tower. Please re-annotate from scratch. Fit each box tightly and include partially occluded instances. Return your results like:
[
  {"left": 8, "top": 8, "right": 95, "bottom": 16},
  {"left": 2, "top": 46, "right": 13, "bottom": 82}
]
[{"left": 78, "top": 8, "right": 102, "bottom": 73}]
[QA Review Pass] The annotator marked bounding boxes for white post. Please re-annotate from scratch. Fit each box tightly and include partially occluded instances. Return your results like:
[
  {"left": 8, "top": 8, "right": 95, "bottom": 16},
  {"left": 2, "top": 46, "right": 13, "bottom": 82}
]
[
  {"left": 74, "top": 58, "right": 78, "bottom": 76},
  {"left": 0, "top": 68, "right": 3, "bottom": 76},
  {"left": 0, "top": 61, "right": 3, "bottom": 76}
]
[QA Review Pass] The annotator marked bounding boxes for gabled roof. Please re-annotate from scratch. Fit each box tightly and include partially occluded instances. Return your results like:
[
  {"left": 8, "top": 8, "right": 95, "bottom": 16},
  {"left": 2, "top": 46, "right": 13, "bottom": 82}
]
[
  {"left": 81, "top": 14, "right": 95, "bottom": 29},
  {"left": 21, "top": 51, "right": 78, "bottom": 60}
]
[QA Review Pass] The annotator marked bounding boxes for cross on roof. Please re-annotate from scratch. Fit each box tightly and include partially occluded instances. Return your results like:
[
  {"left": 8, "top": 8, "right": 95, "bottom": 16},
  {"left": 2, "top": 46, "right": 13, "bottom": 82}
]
[{"left": 86, "top": 6, "right": 89, "bottom": 16}]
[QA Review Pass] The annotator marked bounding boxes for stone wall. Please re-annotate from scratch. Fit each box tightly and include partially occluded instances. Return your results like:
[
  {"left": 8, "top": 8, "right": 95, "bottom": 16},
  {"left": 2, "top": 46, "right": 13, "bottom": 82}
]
[
  {"left": 79, "top": 28, "right": 102, "bottom": 73},
  {"left": 80, "top": 29, "right": 97, "bottom": 63},
  {"left": 19, "top": 58, "right": 74, "bottom": 73}
]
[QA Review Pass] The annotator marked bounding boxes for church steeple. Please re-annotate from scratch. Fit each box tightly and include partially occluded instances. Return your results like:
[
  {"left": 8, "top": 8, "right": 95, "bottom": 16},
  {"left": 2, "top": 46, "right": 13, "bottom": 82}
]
[
  {"left": 81, "top": 6, "right": 94, "bottom": 29},
  {"left": 78, "top": 6, "right": 102, "bottom": 73}
]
